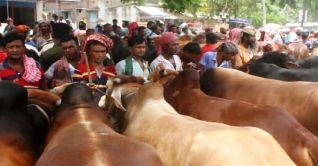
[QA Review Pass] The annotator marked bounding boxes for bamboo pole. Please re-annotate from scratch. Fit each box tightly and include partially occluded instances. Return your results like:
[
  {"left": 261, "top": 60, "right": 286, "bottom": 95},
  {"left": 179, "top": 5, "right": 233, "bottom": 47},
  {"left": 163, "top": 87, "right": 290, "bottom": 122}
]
[
  {"left": 83, "top": 52, "right": 93, "bottom": 85},
  {"left": 143, "top": 61, "right": 148, "bottom": 79}
]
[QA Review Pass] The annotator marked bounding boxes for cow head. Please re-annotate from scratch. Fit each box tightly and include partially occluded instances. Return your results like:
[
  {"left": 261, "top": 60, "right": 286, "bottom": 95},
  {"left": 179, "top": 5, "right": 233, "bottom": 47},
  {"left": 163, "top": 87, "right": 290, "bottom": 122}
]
[
  {"left": 148, "top": 68, "right": 179, "bottom": 86},
  {"left": 98, "top": 76, "right": 143, "bottom": 133},
  {"left": 255, "top": 50, "right": 299, "bottom": 69}
]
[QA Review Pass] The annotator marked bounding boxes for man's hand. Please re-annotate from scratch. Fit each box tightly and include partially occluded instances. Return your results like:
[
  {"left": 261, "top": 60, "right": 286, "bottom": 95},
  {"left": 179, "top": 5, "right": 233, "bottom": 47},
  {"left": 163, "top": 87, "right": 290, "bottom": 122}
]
[
  {"left": 185, "top": 62, "right": 197, "bottom": 69},
  {"left": 86, "top": 83, "right": 97, "bottom": 91}
]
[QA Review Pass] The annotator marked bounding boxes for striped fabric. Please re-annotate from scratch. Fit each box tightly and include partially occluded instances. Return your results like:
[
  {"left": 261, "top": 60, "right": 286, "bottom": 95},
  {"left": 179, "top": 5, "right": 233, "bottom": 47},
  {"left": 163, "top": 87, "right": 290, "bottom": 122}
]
[{"left": 216, "top": 42, "right": 239, "bottom": 54}]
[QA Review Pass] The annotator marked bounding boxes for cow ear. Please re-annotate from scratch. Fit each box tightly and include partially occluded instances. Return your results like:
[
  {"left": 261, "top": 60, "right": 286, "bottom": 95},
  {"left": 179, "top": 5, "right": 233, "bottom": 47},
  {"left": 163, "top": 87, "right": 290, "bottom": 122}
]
[
  {"left": 284, "top": 61, "right": 299, "bottom": 69},
  {"left": 111, "top": 90, "right": 127, "bottom": 112}
]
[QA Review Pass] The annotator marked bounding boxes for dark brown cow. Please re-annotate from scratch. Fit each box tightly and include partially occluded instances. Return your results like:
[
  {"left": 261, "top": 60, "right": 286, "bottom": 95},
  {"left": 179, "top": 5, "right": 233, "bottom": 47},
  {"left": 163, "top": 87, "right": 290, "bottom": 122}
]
[
  {"left": 288, "top": 42, "right": 309, "bottom": 60},
  {"left": 163, "top": 70, "right": 318, "bottom": 166},
  {"left": 36, "top": 83, "right": 162, "bottom": 166},
  {"left": 0, "top": 82, "right": 40, "bottom": 166}
]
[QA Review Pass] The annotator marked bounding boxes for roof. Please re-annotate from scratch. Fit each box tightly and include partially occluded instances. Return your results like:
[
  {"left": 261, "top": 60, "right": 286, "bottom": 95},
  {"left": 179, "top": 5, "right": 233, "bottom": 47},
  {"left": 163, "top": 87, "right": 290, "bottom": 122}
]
[
  {"left": 135, "top": 6, "right": 179, "bottom": 19},
  {"left": 285, "top": 22, "right": 318, "bottom": 27}
]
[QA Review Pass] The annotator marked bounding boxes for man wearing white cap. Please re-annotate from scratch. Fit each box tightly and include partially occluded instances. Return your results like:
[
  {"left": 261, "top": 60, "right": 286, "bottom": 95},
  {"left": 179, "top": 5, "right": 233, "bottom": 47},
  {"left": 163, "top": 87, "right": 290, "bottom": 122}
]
[{"left": 179, "top": 23, "right": 194, "bottom": 37}]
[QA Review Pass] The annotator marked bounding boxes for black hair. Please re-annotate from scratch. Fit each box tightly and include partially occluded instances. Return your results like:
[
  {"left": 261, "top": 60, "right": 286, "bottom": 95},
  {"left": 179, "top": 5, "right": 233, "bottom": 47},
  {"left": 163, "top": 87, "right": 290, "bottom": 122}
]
[
  {"left": 79, "top": 21, "right": 86, "bottom": 30},
  {"left": 151, "top": 25, "right": 159, "bottom": 32},
  {"left": 0, "top": 34, "right": 5, "bottom": 47},
  {"left": 138, "top": 26, "right": 146, "bottom": 33},
  {"left": 169, "top": 25, "right": 176, "bottom": 32},
  {"left": 183, "top": 42, "right": 201, "bottom": 54},
  {"left": 128, "top": 35, "right": 145, "bottom": 47},
  {"left": 60, "top": 35, "right": 79, "bottom": 46},
  {"left": 147, "top": 21, "right": 155, "bottom": 27},
  {"left": 206, "top": 32, "right": 218, "bottom": 44},
  {"left": 86, "top": 28, "right": 95, "bottom": 34},
  {"left": 4, "top": 32, "right": 25, "bottom": 46},
  {"left": 52, "top": 23, "right": 71, "bottom": 40},
  {"left": 113, "top": 19, "right": 118, "bottom": 22}
]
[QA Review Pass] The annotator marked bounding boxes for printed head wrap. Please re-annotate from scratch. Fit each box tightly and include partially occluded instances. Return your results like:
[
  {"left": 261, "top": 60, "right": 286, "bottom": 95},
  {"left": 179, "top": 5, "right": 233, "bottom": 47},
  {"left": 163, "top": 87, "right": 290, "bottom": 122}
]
[
  {"left": 216, "top": 42, "right": 239, "bottom": 54},
  {"left": 81, "top": 33, "right": 114, "bottom": 53}
]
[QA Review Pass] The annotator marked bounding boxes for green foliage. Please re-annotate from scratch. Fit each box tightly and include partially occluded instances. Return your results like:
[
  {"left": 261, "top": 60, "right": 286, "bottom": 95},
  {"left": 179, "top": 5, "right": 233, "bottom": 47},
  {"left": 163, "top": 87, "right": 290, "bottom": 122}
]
[{"left": 120, "top": 0, "right": 145, "bottom": 5}]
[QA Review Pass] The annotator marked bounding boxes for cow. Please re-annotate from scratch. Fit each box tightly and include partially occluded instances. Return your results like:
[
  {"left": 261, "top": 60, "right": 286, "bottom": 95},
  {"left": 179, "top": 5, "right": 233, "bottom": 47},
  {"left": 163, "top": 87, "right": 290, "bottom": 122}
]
[
  {"left": 27, "top": 89, "right": 61, "bottom": 145},
  {"left": 116, "top": 83, "right": 296, "bottom": 166},
  {"left": 36, "top": 83, "right": 162, "bottom": 166},
  {"left": 288, "top": 42, "right": 309, "bottom": 60},
  {"left": 201, "top": 67, "right": 318, "bottom": 138},
  {"left": 162, "top": 69, "right": 318, "bottom": 166},
  {"left": 0, "top": 81, "right": 41, "bottom": 166},
  {"left": 298, "top": 56, "right": 318, "bottom": 70}
]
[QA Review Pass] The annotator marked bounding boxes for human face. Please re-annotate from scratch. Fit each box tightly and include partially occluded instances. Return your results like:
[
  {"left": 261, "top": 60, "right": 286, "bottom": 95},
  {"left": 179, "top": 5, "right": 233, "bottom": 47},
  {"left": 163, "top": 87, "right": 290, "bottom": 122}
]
[
  {"left": 88, "top": 44, "right": 107, "bottom": 64},
  {"left": 87, "top": 30, "right": 95, "bottom": 36},
  {"left": 164, "top": 40, "right": 179, "bottom": 55},
  {"left": 221, "top": 52, "right": 235, "bottom": 61},
  {"left": 139, "top": 29, "right": 147, "bottom": 37},
  {"left": 39, "top": 24, "right": 49, "bottom": 33},
  {"left": 129, "top": 42, "right": 146, "bottom": 57},
  {"left": 115, "top": 28, "right": 122, "bottom": 35},
  {"left": 155, "top": 27, "right": 161, "bottom": 35},
  {"left": 5, "top": 40, "right": 25, "bottom": 60},
  {"left": 16, "top": 31, "right": 26, "bottom": 38},
  {"left": 183, "top": 51, "right": 199, "bottom": 62},
  {"left": 170, "top": 27, "right": 177, "bottom": 33},
  {"left": 61, "top": 40, "right": 78, "bottom": 61},
  {"left": 247, "top": 34, "right": 256, "bottom": 46}
]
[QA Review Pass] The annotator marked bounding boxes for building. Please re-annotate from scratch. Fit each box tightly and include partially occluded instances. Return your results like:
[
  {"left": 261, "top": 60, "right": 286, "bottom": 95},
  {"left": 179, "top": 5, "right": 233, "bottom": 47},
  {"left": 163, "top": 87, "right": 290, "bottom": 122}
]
[
  {"left": 42, "top": 0, "right": 182, "bottom": 29},
  {"left": 0, "top": 0, "right": 36, "bottom": 27}
]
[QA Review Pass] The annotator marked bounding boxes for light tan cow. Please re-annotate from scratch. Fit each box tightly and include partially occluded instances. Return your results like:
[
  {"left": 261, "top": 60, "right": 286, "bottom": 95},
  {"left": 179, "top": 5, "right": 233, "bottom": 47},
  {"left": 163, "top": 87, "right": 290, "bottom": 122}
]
[{"left": 117, "top": 83, "right": 296, "bottom": 166}]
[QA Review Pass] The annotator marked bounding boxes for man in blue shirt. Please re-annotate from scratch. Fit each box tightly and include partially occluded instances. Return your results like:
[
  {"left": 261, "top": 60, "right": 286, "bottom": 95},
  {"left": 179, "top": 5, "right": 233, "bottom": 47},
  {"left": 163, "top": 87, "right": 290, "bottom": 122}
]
[
  {"left": 198, "top": 42, "right": 239, "bottom": 75},
  {"left": 115, "top": 35, "right": 150, "bottom": 80}
]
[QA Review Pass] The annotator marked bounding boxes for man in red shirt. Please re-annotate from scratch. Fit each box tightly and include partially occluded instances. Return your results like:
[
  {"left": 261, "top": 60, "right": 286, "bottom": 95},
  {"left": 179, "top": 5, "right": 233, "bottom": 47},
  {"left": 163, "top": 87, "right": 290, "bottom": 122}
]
[
  {"left": 0, "top": 34, "right": 8, "bottom": 62},
  {"left": 196, "top": 32, "right": 218, "bottom": 62},
  {"left": 0, "top": 32, "right": 48, "bottom": 90}
]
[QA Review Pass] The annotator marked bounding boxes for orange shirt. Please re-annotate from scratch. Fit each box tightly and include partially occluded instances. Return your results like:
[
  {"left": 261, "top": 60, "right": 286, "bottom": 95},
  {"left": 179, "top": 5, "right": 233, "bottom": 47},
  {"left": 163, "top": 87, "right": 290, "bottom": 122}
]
[{"left": 232, "top": 44, "right": 253, "bottom": 69}]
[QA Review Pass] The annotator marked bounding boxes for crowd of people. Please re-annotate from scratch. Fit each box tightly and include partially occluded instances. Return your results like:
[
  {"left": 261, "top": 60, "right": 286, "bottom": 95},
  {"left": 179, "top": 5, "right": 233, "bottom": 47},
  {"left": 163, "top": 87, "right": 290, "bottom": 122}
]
[{"left": 0, "top": 16, "right": 317, "bottom": 102}]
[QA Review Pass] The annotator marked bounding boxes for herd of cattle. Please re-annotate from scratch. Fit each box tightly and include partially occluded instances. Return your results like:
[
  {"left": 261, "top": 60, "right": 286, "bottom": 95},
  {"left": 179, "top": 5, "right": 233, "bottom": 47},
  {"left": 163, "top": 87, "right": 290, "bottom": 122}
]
[{"left": 3, "top": 49, "right": 318, "bottom": 165}]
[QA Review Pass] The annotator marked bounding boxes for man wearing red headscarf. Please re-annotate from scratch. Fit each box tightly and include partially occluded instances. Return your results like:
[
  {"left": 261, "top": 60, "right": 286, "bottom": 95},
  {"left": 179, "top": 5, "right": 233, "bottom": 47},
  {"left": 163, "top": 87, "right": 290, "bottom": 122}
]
[
  {"left": 150, "top": 32, "right": 182, "bottom": 72},
  {"left": 124, "top": 22, "right": 139, "bottom": 42}
]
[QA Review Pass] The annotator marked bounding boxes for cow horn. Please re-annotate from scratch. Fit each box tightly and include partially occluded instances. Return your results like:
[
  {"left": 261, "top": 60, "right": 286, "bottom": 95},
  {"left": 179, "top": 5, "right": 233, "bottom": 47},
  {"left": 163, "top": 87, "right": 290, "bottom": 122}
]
[
  {"left": 159, "top": 69, "right": 168, "bottom": 76},
  {"left": 113, "top": 78, "right": 121, "bottom": 84}
]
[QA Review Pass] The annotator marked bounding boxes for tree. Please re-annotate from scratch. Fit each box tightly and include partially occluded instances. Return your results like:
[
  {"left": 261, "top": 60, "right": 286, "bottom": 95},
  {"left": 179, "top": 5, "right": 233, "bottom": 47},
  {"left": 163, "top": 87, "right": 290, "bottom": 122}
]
[
  {"left": 120, "top": 0, "right": 145, "bottom": 5},
  {"left": 161, "top": 0, "right": 208, "bottom": 18}
]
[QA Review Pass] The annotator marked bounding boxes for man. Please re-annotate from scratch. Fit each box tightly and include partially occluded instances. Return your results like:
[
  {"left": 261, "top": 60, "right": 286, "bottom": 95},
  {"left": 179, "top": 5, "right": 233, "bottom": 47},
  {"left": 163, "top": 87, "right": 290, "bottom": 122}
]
[
  {"left": 45, "top": 35, "right": 81, "bottom": 88},
  {"left": 204, "top": 27, "right": 213, "bottom": 34},
  {"left": 103, "top": 23, "right": 115, "bottom": 37},
  {"left": 121, "top": 20, "right": 130, "bottom": 36},
  {"left": 146, "top": 21, "right": 155, "bottom": 35},
  {"left": 302, "top": 29, "right": 311, "bottom": 48},
  {"left": 74, "top": 21, "right": 87, "bottom": 44},
  {"left": 14, "top": 26, "right": 40, "bottom": 61},
  {"left": 0, "top": 34, "right": 7, "bottom": 62},
  {"left": 150, "top": 32, "right": 182, "bottom": 72},
  {"left": 86, "top": 28, "right": 95, "bottom": 37},
  {"left": 112, "top": 19, "right": 120, "bottom": 31},
  {"left": 179, "top": 23, "right": 194, "bottom": 37},
  {"left": 137, "top": 26, "right": 147, "bottom": 38},
  {"left": 116, "top": 35, "right": 150, "bottom": 80},
  {"left": 178, "top": 42, "right": 201, "bottom": 69},
  {"left": 149, "top": 25, "right": 161, "bottom": 39},
  {"left": 196, "top": 32, "right": 218, "bottom": 61},
  {"left": 32, "top": 21, "right": 52, "bottom": 51},
  {"left": 199, "top": 42, "right": 239, "bottom": 74},
  {"left": 0, "top": 32, "right": 48, "bottom": 90},
  {"left": 232, "top": 28, "right": 256, "bottom": 69},
  {"left": 40, "top": 23, "right": 71, "bottom": 72},
  {"left": 114, "top": 27, "right": 122, "bottom": 38}
]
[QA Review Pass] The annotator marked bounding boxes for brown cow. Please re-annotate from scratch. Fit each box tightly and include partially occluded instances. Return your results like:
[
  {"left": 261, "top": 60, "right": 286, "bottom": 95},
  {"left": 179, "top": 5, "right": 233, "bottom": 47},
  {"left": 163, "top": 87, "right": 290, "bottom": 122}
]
[
  {"left": 36, "top": 83, "right": 162, "bottom": 166},
  {"left": 201, "top": 68, "right": 318, "bottom": 138},
  {"left": 0, "top": 82, "right": 40, "bottom": 166},
  {"left": 288, "top": 42, "right": 309, "bottom": 60},
  {"left": 117, "top": 83, "right": 295, "bottom": 165},
  {"left": 163, "top": 69, "right": 318, "bottom": 166}
]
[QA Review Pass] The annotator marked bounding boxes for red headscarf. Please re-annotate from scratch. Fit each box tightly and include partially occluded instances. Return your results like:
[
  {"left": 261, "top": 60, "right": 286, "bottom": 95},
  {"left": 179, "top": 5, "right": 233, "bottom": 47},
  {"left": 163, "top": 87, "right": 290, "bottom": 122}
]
[
  {"left": 229, "top": 28, "right": 242, "bottom": 44},
  {"left": 127, "top": 22, "right": 139, "bottom": 35},
  {"left": 15, "top": 25, "right": 28, "bottom": 32},
  {"left": 157, "top": 32, "right": 177, "bottom": 55},
  {"left": 81, "top": 34, "right": 114, "bottom": 53}
]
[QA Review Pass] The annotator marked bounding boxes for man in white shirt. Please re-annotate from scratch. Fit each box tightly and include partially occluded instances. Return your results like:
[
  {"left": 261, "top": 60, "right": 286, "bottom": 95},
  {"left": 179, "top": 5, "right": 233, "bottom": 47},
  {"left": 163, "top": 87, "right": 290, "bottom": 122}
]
[
  {"left": 150, "top": 32, "right": 183, "bottom": 72},
  {"left": 116, "top": 35, "right": 150, "bottom": 80}
]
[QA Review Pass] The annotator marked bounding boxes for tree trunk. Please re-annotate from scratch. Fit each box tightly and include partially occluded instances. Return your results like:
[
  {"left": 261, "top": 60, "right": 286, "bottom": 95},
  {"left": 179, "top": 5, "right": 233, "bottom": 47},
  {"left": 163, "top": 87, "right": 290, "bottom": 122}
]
[{"left": 300, "top": 0, "right": 306, "bottom": 27}]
